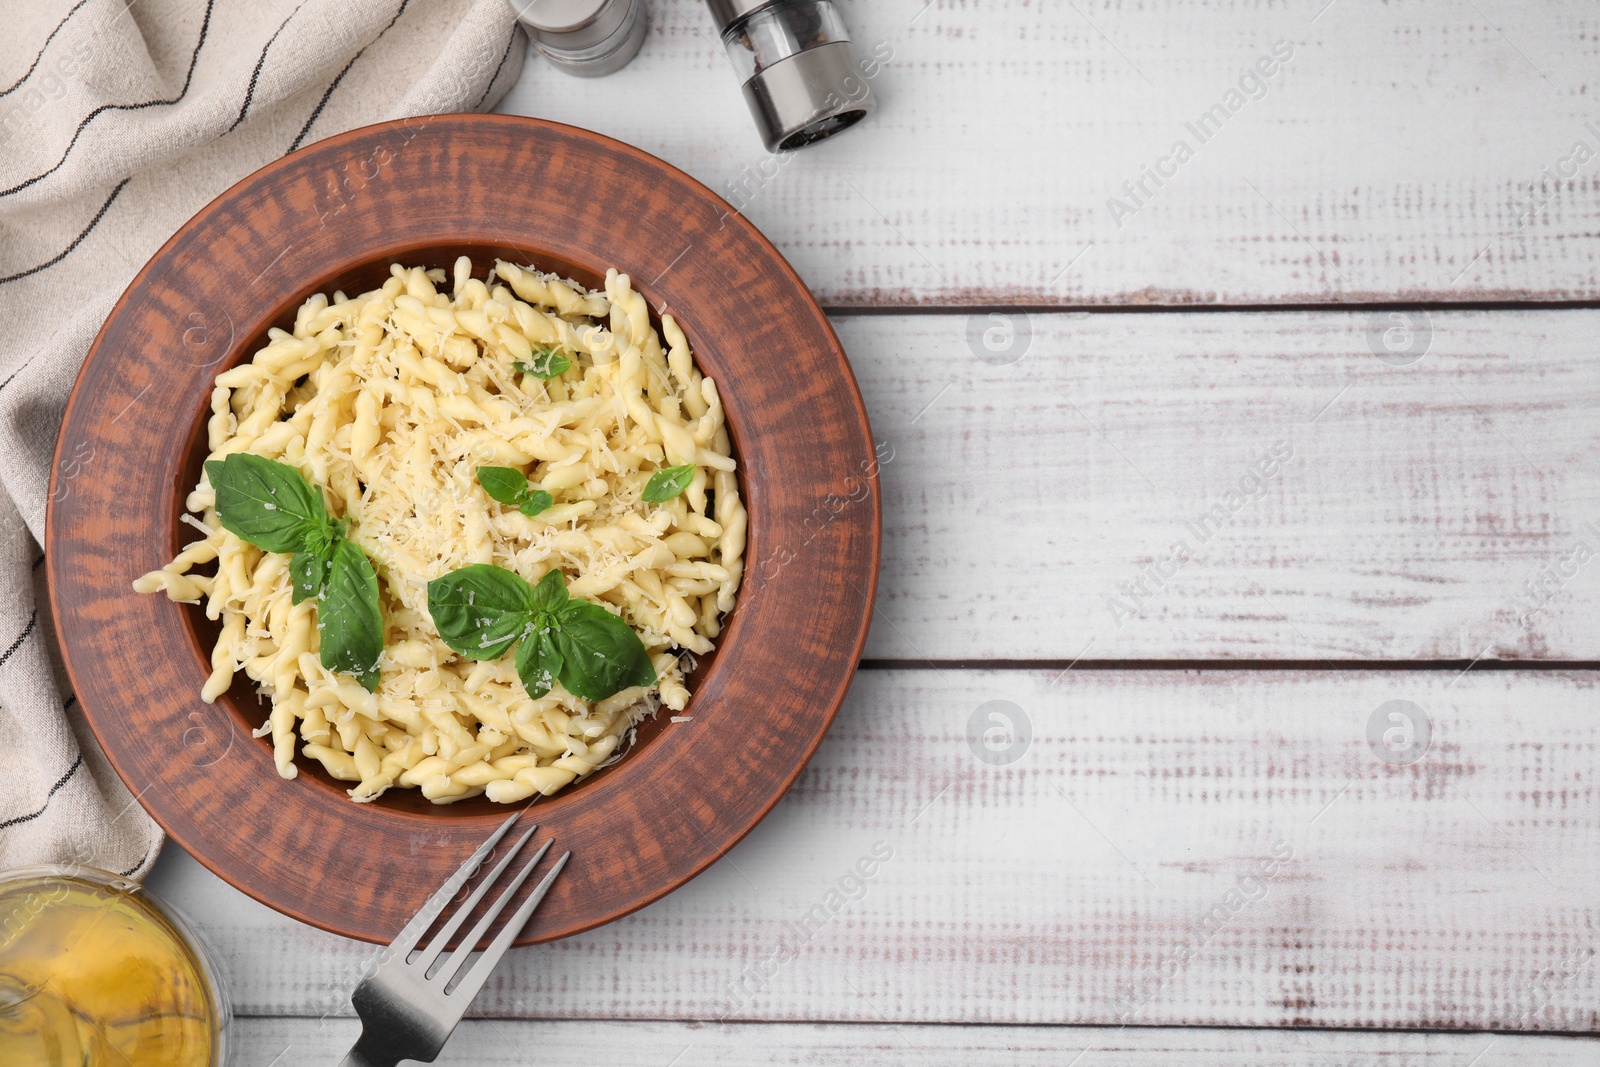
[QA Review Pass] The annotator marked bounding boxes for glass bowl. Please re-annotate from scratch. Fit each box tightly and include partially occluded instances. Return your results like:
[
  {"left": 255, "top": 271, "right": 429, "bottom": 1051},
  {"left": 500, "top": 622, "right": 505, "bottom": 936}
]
[{"left": 0, "top": 864, "right": 229, "bottom": 1066}]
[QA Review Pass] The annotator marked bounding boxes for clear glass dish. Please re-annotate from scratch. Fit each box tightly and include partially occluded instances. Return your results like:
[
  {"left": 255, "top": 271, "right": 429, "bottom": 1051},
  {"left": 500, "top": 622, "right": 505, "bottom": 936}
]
[{"left": 0, "top": 864, "right": 230, "bottom": 1066}]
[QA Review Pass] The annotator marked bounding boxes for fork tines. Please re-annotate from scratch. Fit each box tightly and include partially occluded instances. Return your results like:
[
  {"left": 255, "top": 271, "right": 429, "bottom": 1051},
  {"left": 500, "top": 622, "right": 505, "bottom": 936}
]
[{"left": 389, "top": 813, "right": 570, "bottom": 992}]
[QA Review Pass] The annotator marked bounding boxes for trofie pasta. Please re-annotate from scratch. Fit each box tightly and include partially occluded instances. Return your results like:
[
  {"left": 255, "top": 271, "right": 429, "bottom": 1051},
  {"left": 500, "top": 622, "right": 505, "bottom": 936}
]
[{"left": 134, "top": 258, "right": 747, "bottom": 804}]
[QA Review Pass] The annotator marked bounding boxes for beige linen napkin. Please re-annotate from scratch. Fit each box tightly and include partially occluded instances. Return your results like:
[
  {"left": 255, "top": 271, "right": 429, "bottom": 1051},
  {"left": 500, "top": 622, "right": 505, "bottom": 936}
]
[{"left": 0, "top": 0, "right": 526, "bottom": 879}]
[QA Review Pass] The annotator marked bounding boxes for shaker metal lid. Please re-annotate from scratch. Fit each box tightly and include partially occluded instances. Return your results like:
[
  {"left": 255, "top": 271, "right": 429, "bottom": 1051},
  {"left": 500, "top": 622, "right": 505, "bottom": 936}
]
[
  {"left": 740, "top": 40, "right": 874, "bottom": 152},
  {"left": 704, "top": 0, "right": 786, "bottom": 31},
  {"left": 511, "top": 0, "right": 632, "bottom": 50}
]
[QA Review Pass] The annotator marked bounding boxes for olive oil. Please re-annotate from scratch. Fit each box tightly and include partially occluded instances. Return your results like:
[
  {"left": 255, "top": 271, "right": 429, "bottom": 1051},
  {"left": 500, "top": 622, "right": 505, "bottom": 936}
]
[{"left": 0, "top": 873, "right": 222, "bottom": 1066}]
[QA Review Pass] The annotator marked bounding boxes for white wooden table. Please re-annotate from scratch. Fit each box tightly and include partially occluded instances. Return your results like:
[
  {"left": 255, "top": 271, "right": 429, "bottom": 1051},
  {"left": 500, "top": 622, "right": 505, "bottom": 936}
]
[{"left": 149, "top": 2, "right": 1600, "bottom": 1062}]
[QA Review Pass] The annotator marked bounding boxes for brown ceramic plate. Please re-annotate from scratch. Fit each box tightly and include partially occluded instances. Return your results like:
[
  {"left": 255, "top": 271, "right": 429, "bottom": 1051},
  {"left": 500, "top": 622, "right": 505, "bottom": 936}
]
[{"left": 46, "top": 115, "right": 880, "bottom": 945}]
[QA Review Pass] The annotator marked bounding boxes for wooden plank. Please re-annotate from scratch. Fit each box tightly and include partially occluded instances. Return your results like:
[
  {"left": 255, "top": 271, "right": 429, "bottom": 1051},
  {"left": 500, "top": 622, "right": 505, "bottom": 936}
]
[
  {"left": 226, "top": 1018, "right": 1600, "bottom": 1065},
  {"left": 497, "top": 1, "right": 1600, "bottom": 306},
  {"left": 151, "top": 669, "right": 1600, "bottom": 1031},
  {"left": 838, "top": 309, "right": 1600, "bottom": 661}
]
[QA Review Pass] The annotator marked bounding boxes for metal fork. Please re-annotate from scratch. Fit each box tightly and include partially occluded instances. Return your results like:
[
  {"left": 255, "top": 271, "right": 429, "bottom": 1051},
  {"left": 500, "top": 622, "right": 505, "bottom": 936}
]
[{"left": 337, "top": 814, "right": 569, "bottom": 1067}]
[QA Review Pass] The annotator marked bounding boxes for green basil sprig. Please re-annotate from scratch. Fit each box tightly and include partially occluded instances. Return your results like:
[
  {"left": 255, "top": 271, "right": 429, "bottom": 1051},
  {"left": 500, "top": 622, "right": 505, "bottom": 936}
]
[
  {"left": 427, "top": 565, "right": 655, "bottom": 701},
  {"left": 475, "top": 466, "right": 553, "bottom": 517},
  {"left": 205, "top": 453, "right": 383, "bottom": 691},
  {"left": 514, "top": 348, "right": 572, "bottom": 379},
  {"left": 642, "top": 463, "right": 695, "bottom": 503}
]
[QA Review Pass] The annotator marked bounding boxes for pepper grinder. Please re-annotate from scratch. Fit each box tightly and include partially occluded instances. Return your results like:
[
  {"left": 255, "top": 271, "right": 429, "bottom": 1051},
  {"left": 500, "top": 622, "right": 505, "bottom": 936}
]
[
  {"left": 509, "top": 0, "right": 649, "bottom": 77},
  {"left": 706, "top": 0, "right": 876, "bottom": 152}
]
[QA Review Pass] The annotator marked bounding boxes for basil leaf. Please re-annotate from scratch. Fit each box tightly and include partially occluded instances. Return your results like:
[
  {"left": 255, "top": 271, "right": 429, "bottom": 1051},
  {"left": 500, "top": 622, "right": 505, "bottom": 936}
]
[
  {"left": 519, "top": 490, "right": 554, "bottom": 517},
  {"left": 426, "top": 564, "right": 537, "bottom": 661},
  {"left": 477, "top": 467, "right": 552, "bottom": 516},
  {"left": 318, "top": 539, "right": 383, "bottom": 692},
  {"left": 515, "top": 349, "right": 572, "bottom": 379},
  {"left": 427, "top": 564, "right": 650, "bottom": 703},
  {"left": 514, "top": 628, "right": 562, "bottom": 700},
  {"left": 551, "top": 599, "right": 657, "bottom": 701},
  {"left": 301, "top": 520, "right": 336, "bottom": 559},
  {"left": 476, "top": 466, "right": 530, "bottom": 507},
  {"left": 528, "top": 568, "right": 569, "bottom": 615},
  {"left": 206, "top": 455, "right": 381, "bottom": 687},
  {"left": 289, "top": 549, "right": 325, "bottom": 605},
  {"left": 642, "top": 464, "right": 695, "bottom": 504},
  {"left": 205, "top": 453, "right": 327, "bottom": 553}
]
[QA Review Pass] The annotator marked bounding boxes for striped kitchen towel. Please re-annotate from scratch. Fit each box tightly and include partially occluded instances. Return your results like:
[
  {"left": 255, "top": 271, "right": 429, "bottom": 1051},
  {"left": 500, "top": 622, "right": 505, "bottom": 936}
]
[{"left": 0, "top": 0, "right": 525, "bottom": 880}]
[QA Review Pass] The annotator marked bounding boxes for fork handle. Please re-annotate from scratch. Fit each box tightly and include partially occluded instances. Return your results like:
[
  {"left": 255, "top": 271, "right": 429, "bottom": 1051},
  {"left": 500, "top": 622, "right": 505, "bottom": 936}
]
[{"left": 338, "top": 1036, "right": 399, "bottom": 1067}]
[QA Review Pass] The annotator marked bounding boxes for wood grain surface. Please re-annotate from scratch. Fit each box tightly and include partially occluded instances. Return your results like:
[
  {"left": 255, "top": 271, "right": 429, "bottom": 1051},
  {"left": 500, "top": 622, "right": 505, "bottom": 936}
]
[
  {"left": 47, "top": 115, "right": 879, "bottom": 945},
  {"left": 226, "top": 1019, "right": 1600, "bottom": 1066},
  {"left": 501, "top": 1, "right": 1600, "bottom": 307},
  {"left": 838, "top": 309, "right": 1600, "bottom": 662},
  {"left": 152, "top": 669, "right": 1600, "bottom": 1032},
  {"left": 115, "top": 0, "right": 1600, "bottom": 1056}
]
